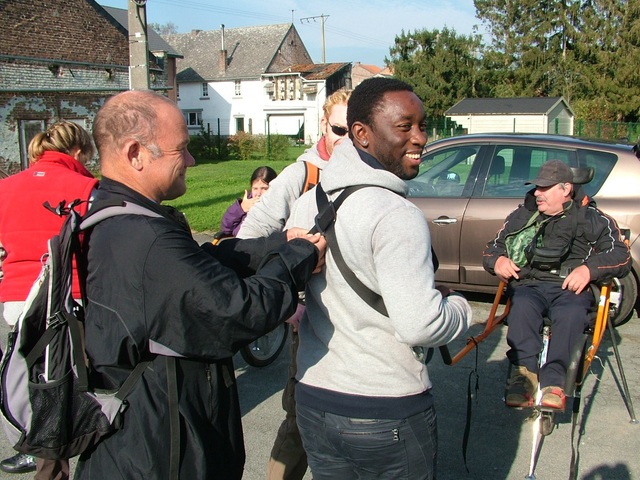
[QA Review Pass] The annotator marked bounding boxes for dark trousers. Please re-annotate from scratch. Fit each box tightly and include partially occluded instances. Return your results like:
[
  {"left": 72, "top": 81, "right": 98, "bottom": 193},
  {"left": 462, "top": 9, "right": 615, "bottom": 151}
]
[
  {"left": 35, "top": 458, "right": 69, "bottom": 480},
  {"left": 506, "top": 283, "right": 594, "bottom": 388},
  {"left": 296, "top": 402, "right": 438, "bottom": 480},
  {"left": 267, "top": 331, "right": 308, "bottom": 480}
]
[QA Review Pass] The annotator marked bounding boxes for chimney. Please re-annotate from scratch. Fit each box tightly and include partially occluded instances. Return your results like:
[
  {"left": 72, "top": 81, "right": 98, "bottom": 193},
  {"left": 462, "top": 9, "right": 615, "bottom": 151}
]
[
  {"left": 191, "top": 29, "right": 201, "bottom": 37},
  {"left": 219, "top": 24, "right": 227, "bottom": 72}
]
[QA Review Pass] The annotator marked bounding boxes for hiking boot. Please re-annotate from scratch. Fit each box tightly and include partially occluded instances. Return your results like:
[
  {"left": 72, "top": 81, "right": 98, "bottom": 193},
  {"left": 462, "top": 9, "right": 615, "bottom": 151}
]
[
  {"left": 505, "top": 366, "right": 538, "bottom": 408},
  {"left": 540, "top": 386, "right": 566, "bottom": 411}
]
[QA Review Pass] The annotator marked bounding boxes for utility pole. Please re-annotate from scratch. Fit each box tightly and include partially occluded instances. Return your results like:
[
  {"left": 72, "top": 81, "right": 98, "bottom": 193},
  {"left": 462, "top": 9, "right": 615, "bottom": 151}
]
[
  {"left": 128, "top": 0, "right": 149, "bottom": 90},
  {"left": 300, "top": 14, "right": 329, "bottom": 63}
]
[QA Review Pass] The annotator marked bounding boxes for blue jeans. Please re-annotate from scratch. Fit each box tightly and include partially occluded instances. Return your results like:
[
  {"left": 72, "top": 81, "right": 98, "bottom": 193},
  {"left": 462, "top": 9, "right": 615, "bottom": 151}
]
[{"left": 296, "top": 403, "right": 437, "bottom": 480}]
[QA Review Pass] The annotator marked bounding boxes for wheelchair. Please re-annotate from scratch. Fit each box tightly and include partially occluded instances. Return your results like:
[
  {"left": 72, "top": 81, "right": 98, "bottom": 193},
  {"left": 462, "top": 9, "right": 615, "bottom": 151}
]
[{"left": 440, "top": 277, "right": 638, "bottom": 479}]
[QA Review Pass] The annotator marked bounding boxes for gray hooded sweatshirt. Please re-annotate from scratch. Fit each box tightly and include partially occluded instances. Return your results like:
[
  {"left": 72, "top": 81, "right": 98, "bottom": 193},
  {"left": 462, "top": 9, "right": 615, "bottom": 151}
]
[{"left": 286, "top": 139, "right": 472, "bottom": 413}]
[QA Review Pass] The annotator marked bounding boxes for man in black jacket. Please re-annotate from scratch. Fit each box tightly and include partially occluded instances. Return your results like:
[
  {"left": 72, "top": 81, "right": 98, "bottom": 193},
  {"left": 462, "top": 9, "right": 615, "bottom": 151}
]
[
  {"left": 74, "top": 90, "right": 325, "bottom": 480},
  {"left": 483, "top": 160, "right": 630, "bottom": 411}
]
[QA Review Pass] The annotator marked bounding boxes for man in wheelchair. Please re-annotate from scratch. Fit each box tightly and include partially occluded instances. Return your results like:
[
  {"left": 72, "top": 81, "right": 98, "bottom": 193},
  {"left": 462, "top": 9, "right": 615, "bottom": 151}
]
[{"left": 482, "top": 160, "right": 631, "bottom": 411}]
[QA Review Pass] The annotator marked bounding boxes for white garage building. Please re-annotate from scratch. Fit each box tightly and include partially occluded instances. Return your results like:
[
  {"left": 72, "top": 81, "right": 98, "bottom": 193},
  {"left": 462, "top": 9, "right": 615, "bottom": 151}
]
[{"left": 445, "top": 97, "right": 575, "bottom": 135}]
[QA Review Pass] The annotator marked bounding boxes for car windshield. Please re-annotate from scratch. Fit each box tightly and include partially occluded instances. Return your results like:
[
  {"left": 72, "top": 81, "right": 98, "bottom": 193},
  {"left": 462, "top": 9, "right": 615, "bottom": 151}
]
[{"left": 406, "top": 146, "right": 479, "bottom": 198}]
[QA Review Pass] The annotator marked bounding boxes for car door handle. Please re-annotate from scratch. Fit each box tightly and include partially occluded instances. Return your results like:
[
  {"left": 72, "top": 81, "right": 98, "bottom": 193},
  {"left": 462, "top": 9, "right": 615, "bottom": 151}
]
[{"left": 432, "top": 218, "right": 457, "bottom": 225}]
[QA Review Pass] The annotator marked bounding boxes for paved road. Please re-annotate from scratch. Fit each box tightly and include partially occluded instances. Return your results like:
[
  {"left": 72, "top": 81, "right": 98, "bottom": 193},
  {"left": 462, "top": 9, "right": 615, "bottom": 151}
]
[{"left": 1, "top": 292, "right": 638, "bottom": 480}]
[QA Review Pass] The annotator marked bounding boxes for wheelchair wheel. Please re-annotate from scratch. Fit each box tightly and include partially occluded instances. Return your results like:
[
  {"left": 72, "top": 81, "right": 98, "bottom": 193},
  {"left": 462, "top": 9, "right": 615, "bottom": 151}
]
[
  {"left": 610, "top": 273, "right": 637, "bottom": 327},
  {"left": 240, "top": 323, "right": 288, "bottom": 367},
  {"left": 540, "top": 411, "right": 556, "bottom": 436}
]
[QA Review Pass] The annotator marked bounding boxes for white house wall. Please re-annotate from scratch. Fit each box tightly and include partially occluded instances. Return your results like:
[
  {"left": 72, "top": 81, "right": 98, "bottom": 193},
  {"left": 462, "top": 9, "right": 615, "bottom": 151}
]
[
  {"left": 178, "top": 79, "right": 324, "bottom": 144},
  {"left": 179, "top": 80, "right": 262, "bottom": 135},
  {"left": 449, "top": 114, "right": 548, "bottom": 134},
  {"left": 547, "top": 103, "right": 573, "bottom": 135}
]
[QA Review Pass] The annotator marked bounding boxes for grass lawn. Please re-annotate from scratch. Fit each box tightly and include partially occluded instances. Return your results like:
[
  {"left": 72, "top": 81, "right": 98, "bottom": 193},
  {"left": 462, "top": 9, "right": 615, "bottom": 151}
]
[{"left": 165, "top": 146, "right": 307, "bottom": 233}]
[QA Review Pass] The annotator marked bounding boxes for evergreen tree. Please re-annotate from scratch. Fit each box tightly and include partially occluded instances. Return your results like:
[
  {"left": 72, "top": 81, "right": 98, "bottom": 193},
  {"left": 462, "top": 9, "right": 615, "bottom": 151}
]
[{"left": 387, "top": 27, "right": 486, "bottom": 116}]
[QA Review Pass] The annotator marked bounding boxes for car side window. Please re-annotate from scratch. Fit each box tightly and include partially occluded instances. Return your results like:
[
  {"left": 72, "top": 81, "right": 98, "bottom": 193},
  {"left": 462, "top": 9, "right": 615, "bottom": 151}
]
[
  {"left": 406, "top": 145, "right": 480, "bottom": 198},
  {"left": 482, "top": 146, "right": 574, "bottom": 198},
  {"left": 577, "top": 150, "right": 616, "bottom": 197}
]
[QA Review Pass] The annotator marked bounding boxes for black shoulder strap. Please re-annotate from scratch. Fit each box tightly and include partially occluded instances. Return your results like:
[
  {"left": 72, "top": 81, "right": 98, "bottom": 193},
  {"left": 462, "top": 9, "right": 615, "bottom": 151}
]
[
  {"left": 312, "top": 183, "right": 389, "bottom": 317},
  {"left": 75, "top": 201, "right": 163, "bottom": 327}
]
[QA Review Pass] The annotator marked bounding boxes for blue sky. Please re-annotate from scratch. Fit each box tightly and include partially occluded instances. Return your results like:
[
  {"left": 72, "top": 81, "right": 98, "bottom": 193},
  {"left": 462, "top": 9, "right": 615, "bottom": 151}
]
[{"left": 99, "top": 0, "right": 485, "bottom": 66}]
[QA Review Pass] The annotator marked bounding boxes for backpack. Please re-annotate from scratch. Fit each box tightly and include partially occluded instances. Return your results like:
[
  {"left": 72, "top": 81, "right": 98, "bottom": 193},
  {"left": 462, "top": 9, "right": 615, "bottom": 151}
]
[
  {"left": 0, "top": 199, "right": 170, "bottom": 461},
  {"left": 302, "top": 161, "right": 320, "bottom": 194}
]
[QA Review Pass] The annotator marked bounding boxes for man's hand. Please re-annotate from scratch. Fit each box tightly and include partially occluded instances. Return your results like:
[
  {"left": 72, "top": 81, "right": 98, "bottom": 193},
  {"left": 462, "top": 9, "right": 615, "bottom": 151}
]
[
  {"left": 562, "top": 264, "right": 591, "bottom": 294},
  {"left": 286, "top": 227, "right": 310, "bottom": 241},
  {"left": 494, "top": 255, "right": 520, "bottom": 283},
  {"left": 285, "top": 303, "right": 305, "bottom": 332},
  {"left": 304, "top": 233, "right": 327, "bottom": 273},
  {"left": 287, "top": 229, "right": 327, "bottom": 273},
  {"left": 436, "top": 285, "right": 482, "bottom": 326}
]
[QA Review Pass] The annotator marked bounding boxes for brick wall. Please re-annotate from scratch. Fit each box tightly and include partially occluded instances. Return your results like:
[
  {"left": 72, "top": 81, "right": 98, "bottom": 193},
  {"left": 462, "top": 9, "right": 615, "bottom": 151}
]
[
  {"left": 0, "top": 91, "right": 112, "bottom": 173},
  {"left": 0, "top": 0, "right": 171, "bottom": 172},
  {"left": 0, "top": 0, "right": 130, "bottom": 65}
]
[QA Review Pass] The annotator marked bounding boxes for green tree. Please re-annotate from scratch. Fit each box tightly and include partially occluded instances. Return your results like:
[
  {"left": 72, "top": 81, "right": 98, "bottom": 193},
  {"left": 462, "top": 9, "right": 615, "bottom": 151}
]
[
  {"left": 473, "top": 0, "right": 640, "bottom": 121},
  {"left": 387, "top": 27, "right": 487, "bottom": 116}
]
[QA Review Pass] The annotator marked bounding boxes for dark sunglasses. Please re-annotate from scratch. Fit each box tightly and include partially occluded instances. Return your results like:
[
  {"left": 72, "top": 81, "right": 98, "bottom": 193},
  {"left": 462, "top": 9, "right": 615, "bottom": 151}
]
[{"left": 328, "top": 121, "right": 348, "bottom": 137}]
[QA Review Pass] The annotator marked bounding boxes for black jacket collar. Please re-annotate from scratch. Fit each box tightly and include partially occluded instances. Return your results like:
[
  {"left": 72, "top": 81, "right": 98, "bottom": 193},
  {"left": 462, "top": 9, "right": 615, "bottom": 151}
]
[{"left": 94, "top": 177, "right": 191, "bottom": 232}]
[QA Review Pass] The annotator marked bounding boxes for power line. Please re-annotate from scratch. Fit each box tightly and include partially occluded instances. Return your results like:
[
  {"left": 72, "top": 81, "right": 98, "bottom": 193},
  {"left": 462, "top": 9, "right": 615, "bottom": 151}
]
[
  {"left": 300, "top": 14, "right": 329, "bottom": 63},
  {"left": 152, "top": 0, "right": 288, "bottom": 24},
  {"left": 149, "top": 0, "right": 389, "bottom": 49}
]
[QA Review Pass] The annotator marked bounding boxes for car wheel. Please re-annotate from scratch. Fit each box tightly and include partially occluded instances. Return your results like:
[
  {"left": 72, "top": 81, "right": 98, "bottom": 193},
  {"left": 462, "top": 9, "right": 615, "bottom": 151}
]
[{"left": 610, "top": 272, "right": 638, "bottom": 327}]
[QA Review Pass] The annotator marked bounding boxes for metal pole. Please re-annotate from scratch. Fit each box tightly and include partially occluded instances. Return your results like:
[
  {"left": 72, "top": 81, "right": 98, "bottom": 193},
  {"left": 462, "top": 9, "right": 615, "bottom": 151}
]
[
  {"left": 128, "top": 0, "right": 149, "bottom": 90},
  {"left": 267, "top": 115, "right": 271, "bottom": 160},
  {"left": 321, "top": 14, "right": 326, "bottom": 63},
  {"left": 300, "top": 14, "right": 329, "bottom": 63}
]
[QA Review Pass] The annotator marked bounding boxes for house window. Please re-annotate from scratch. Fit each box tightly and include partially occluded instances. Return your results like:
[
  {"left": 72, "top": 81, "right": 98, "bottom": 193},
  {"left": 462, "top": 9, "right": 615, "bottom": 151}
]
[
  {"left": 183, "top": 110, "right": 203, "bottom": 128},
  {"left": 19, "top": 119, "right": 45, "bottom": 170},
  {"left": 235, "top": 80, "right": 241, "bottom": 96},
  {"left": 201, "top": 83, "right": 209, "bottom": 97},
  {"left": 236, "top": 117, "right": 245, "bottom": 132}
]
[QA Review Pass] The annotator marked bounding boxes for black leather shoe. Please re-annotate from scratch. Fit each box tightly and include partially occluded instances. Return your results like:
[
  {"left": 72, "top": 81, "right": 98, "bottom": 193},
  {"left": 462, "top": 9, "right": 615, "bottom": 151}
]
[{"left": 0, "top": 453, "right": 37, "bottom": 473}]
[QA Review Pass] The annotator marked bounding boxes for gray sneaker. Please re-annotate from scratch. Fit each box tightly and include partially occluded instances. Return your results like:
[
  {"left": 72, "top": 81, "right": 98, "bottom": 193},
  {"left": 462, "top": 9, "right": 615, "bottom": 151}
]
[{"left": 0, "top": 453, "right": 37, "bottom": 474}]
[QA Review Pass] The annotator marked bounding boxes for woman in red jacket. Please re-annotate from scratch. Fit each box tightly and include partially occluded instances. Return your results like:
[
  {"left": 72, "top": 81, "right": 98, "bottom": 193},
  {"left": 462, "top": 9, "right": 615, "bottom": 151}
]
[{"left": 0, "top": 120, "right": 98, "bottom": 479}]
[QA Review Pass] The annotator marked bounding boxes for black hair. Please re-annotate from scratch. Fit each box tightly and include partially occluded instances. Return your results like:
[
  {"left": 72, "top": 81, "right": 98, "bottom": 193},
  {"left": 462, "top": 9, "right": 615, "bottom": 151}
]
[
  {"left": 250, "top": 166, "right": 277, "bottom": 185},
  {"left": 347, "top": 77, "right": 414, "bottom": 131}
]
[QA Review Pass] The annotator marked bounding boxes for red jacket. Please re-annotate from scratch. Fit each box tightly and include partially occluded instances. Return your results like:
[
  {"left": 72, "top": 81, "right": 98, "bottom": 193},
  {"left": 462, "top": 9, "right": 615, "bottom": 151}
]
[{"left": 0, "top": 151, "right": 98, "bottom": 302}]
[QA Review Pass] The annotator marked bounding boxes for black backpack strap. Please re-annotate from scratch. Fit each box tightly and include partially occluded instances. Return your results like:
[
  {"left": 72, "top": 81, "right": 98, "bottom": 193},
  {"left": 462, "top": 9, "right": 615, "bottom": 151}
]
[
  {"left": 312, "top": 184, "right": 389, "bottom": 317},
  {"left": 166, "top": 357, "right": 180, "bottom": 480},
  {"left": 80, "top": 201, "right": 180, "bottom": 478}
]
